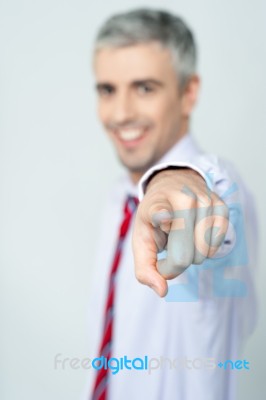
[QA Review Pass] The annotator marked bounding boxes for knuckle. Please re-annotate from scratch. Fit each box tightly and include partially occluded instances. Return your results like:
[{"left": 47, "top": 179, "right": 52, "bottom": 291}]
[
  {"left": 170, "top": 191, "right": 197, "bottom": 209},
  {"left": 141, "top": 192, "right": 172, "bottom": 222},
  {"left": 169, "top": 253, "right": 193, "bottom": 269},
  {"left": 193, "top": 253, "right": 206, "bottom": 265},
  {"left": 196, "top": 191, "right": 212, "bottom": 206},
  {"left": 180, "top": 254, "right": 194, "bottom": 267},
  {"left": 221, "top": 203, "right": 229, "bottom": 219},
  {"left": 211, "top": 195, "right": 229, "bottom": 219}
]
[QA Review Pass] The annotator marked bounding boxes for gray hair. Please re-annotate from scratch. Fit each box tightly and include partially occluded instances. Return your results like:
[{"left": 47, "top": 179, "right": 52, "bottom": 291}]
[{"left": 94, "top": 8, "right": 197, "bottom": 89}]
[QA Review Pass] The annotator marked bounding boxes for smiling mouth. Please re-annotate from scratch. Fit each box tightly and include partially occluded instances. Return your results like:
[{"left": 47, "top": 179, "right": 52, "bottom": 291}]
[{"left": 114, "top": 127, "right": 149, "bottom": 146}]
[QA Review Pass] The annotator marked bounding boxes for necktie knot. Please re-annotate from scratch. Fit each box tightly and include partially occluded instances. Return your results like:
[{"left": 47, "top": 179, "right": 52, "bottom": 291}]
[
  {"left": 120, "top": 195, "right": 139, "bottom": 237},
  {"left": 124, "top": 194, "right": 139, "bottom": 215}
]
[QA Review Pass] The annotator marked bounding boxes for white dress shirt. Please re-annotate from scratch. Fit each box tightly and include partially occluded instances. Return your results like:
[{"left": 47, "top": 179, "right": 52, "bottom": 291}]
[{"left": 83, "top": 134, "right": 257, "bottom": 400}]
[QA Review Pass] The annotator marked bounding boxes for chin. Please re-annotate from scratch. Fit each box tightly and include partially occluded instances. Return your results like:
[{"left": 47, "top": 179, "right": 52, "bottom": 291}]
[{"left": 120, "top": 158, "right": 155, "bottom": 175}]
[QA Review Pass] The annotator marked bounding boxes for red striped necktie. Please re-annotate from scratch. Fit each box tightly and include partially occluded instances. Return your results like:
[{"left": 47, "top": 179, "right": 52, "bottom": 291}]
[{"left": 91, "top": 195, "right": 139, "bottom": 400}]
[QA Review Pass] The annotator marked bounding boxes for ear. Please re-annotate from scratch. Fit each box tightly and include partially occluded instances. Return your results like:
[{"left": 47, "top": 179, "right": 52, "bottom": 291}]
[{"left": 180, "top": 75, "right": 200, "bottom": 117}]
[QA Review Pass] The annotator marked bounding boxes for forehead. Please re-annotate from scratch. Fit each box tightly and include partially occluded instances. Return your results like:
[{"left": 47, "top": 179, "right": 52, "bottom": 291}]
[{"left": 93, "top": 42, "right": 177, "bottom": 83}]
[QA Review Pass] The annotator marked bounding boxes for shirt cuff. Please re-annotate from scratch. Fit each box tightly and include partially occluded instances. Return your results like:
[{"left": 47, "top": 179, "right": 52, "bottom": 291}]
[{"left": 138, "top": 162, "right": 214, "bottom": 201}]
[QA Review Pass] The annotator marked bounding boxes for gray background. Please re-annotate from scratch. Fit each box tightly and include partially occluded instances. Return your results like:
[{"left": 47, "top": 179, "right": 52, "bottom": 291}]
[{"left": 0, "top": 0, "right": 265, "bottom": 399}]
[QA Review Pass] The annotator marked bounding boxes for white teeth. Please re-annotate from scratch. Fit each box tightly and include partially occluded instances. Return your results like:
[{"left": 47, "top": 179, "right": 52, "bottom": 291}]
[{"left": 118, "top": 129, "right": 144, "bottom": 141}]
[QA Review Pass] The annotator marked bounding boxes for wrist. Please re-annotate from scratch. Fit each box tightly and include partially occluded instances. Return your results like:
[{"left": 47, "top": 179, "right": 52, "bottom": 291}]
[{"left": 146, "top": 167, "right": 203, "bottom": 193}]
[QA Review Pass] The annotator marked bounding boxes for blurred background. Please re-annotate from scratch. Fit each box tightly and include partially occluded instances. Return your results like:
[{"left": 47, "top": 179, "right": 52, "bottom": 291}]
[{"left": 0, "top": 0, "right": 265, "bottom": 398}]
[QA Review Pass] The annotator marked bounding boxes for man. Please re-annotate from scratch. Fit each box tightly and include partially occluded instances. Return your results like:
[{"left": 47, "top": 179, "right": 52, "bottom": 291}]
[{"left": 84, "top": 8, "right": 257, "bottom": 400}]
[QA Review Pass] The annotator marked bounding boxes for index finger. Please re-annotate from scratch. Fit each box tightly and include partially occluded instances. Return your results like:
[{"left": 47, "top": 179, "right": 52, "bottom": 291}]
[{"left": 132, "top": 213, "right": 168, "bottom": 297}]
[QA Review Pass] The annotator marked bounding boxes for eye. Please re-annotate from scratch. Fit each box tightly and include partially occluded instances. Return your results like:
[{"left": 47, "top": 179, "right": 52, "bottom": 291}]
[
  {"left": 137, "top": 83, "right": 155, "bottom": 95},
  {"left": 97, "top": 85, "right": 115, "bottom": 98}
]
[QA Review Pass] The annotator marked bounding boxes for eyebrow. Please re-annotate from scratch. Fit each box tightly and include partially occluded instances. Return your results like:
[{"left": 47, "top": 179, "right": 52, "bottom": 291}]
[
  {"left": 95, "top": 78, "right": 164, "bottom": 91},
  {"left": 95, "top": 82, "right": 114, "bottom": 91},
  {"left": 131, "top": 79, "right": 164, "bottom": 88}
]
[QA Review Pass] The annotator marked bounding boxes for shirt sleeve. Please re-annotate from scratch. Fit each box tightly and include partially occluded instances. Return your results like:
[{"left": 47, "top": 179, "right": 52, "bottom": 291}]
[{"left": 138, "top": 160, "right": 214, "bottom": 201}]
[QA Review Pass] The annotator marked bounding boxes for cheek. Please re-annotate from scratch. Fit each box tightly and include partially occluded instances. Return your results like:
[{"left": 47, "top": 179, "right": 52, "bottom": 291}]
[
  {"left": 144, "top": 98, "right": 169, "bottom": 123},
  {"left": 151, "top": 101, "right": 182, "bottom": 142},
  {"left": 162, "top": 96, "right": 182, "bottom": 127},
  {"left": 148, "top": 100, "right": 176, "bottom": 130},
  {"left": 149, "top": 92, "right": 180, "bottom": 120}
]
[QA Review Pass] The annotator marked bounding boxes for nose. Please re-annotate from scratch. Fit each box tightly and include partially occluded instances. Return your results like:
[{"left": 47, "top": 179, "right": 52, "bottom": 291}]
[{"left": 111, "top": 89, "right": 136, "bottom": 124}]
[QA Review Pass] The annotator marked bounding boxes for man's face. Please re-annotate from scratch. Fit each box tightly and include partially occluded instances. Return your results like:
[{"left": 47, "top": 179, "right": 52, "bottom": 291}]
[{"left": 94, "top": 42, "right": 197, "bottom": 182}]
